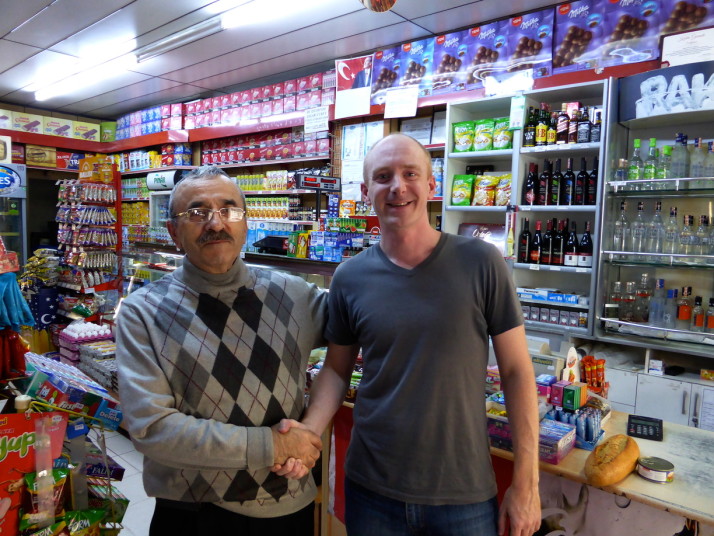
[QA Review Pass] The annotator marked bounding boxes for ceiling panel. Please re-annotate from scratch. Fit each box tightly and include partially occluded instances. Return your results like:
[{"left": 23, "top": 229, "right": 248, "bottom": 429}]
[
  {"left": 0, "top": 40, "right": 41, "bottom": 75},
  {"left": 0, "top": 49, "right": 76, "bottom": 97},
  {"left": 0, "top": 0, "right": 54, "bottom": 38}
]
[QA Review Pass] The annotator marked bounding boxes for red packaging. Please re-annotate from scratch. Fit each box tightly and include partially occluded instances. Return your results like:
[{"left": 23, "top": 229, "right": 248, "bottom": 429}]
[
  {"left": 246, "top": 148, "right": 259, "bottom": 161},
  {"left": 230, "top": 91, "right": 241, "bottom": 107},
  {"left": 226, "top": 149, "right": 237, "bottom": 163},
  {"left": 245, "top": 133, "right": 260, "bottom": 147},
  {"left": 310, "top": 72, "right": 323, "bottom": 89},
  {"left": 261, "top": 101, "right": 273, "bottom": 117},
  {"left": 261, "top": 85, "right": 272, "bottom": 100},
  {"left": 317, "top": 138, "right": 331, "bottom": 155},
  {"left": 201, "top": 153, "right": 211, "bottom": 165},
  {"left": 162, "top": 143, "right": 176, "bottom": 154},
  {"left": 171, "top": 103, "right": 183, "bottom": 116},
  {"left": 183, "top": 115, "right": 196, "bottom": 130},
  {"left": 161, "top": 154, "right": 175, "bottom": 166},
  {"left": 284, "top": 78, "right": 298, "bottom": 95},
  {"left": 275, "top": 145, "right": 291, "bottom": 159},
  {"left": 251, "top": 86, "right": 262, "bottom": 102},
  {"left": 240, "top": 90, "right": 252, "bottom": 104},
  {"left": 185, "top": 100, "right": 198, "bottom": 115},
  {"left": 220, "top": 95, "right": 231, "bottom": 109},
  {"left": 160, "top": 104, "right": 171, "bottom": 117},
  {"left": 223, "top": 107, "right": 240, "bottom": 126},
  {"left": 272, "top": 98, "right": 284, "bottom": 115},
  {"left": 250, "top": 103, "right": 262, "bottom": 119},
  {"left": 234, "top": 135, "right": 246, "bottom": 149},
  {"left": 296, "top": 93, "right": 310, "bottom": 111},
  {"left": 275, "top": 130, "right": 291, "bottom": 145},
  {"left": 292, "top": 141, "right": 305, "bottom": 157},
  {"left": 297, "top": 76, "right": 311, "bottom": 92},
  {"left": 210, "top": 97, "right": 220, "bottom": 110},
  {"left": 210, "top": 110, "right": 221, "bottom": 126},
  {"left": 304, "top": 139, "right": 317, "bottom": 156},
  {"left": 240, "top": 105, "right": 252, "bottom": 123},
  {"left": 260, "top": 146, "right": 276, "bottom": 161},
  {"left": 235, "top": 149, "right": 246, "bottom": 162},
  {"left": 272, "top": 82, "right": 284, "bottom": 98},
  {"left": 321, "top": 88, "right": 336, "bottom": 106},
  {"left": 283, "top": 95, "right": 296, "bottom": 113},
  {"left": 12, "top": 143, "right": 25, "bottom": 163},
  {"left": 203, "top": 97, "right": 215, "bottom": 112},
  {"left": 308, "top": 91, "right": 322, "bottom": 108},
  {"left": 219, "top": 138, "right": 231, "bottom": 151}
]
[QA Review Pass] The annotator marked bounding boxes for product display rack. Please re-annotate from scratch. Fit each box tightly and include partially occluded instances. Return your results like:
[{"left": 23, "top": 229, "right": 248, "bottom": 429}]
[
  {"left": 594, "top": 79, "right": 714, "bottom": 362},
  {"left": 443, "top": 79, "right": 611, "bottom": 342}
]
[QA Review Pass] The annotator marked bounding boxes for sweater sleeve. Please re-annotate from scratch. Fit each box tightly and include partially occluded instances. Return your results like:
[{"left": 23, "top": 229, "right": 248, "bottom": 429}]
[{"left": 115, "top": 299, "right": 275, "bottom": 470}]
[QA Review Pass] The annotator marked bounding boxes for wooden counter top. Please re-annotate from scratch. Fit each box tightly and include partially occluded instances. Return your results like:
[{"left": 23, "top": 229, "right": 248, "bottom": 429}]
[{"left": 491, "top": 410, "right": 714, "bottom": 526}]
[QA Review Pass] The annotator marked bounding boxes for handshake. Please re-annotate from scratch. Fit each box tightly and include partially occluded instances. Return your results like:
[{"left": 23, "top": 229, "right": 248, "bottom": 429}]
[{"left": 271, "top": 419, "right": 321, "bottom": 479}]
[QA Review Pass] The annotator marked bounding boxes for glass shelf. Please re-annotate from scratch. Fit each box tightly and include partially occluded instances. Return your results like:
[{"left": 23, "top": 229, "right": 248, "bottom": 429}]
[
  {"left": 520, "top": 142, "right": 601, "bottom": 154},
  {"left": 513, "top": 262, "right": 592, "bottom": 274},
  {"left": 519, "top": 297, "right": 588, "bottom": 310},
  {"left": 517, "top": 205, "right": 597, "bottom": 212},
  {"left": 524, "top": 320, "right": 588, "bottom": 335},
  {"left": 599, "top": 317, "right": 714, "bottom": 346},
  {"left": 607, "top": 177, "right": 714, "bottom": 195},
  {"left": 602, "top": 251, "right": 714, "bottom": 268}
]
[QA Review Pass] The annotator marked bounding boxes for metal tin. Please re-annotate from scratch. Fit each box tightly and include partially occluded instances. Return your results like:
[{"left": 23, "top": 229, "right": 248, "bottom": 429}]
[{"left": 637, "top": 456, "right": 674, "bottom": 483}]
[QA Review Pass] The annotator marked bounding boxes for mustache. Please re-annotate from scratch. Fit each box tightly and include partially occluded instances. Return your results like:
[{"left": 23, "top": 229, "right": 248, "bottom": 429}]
[{"left": 197, "top": 230, "right": 233, "bottom": 245}]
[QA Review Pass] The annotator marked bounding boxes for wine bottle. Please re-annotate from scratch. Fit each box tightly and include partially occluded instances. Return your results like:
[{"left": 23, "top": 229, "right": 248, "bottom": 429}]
[
  {"left": 523, "top": 107, "right": 536, "bottom": 148},
  {"left": 522, "top": 163, "right": 538, "bottom": 205},
  {"left": 537, "top": 159, "right": 551, "bottom": 206},
  {"left": 541, "top": 218, "right": 554, "bottom": 265},
  {"left": 574, "top": 157, "right": 588, "bottom": 205},
  {"left": 530, "top": 220, "right": 543, "bottom": 264},
  {"left": 549, "top": 158, "right": 563, "bottom": 205},
  {"left": 578, "top": 221, "right": 593, "bottom": 267},
  {"left": 562, "top": 157, "right": 575, "bottom": 205},
  {"left": 586, "top": 157, "right": 598, "bottom": 205},
  {"left": 551, "top": 219, "right": 565, "bottom": 265},
  {"left": 564, "top": 221, "right": 579, "bottom": 266},
  {"left": 518, "top": 218, "right": 532, "bottom": 263}
]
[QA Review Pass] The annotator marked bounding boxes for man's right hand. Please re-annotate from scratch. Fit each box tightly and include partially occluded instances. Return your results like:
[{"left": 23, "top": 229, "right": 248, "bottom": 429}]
[{"left": 271, "top": 420, "right": 322, "bottom": 468}]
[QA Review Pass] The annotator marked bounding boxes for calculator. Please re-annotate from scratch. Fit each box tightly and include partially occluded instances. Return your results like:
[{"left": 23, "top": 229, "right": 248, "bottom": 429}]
[{"left": 627, "top": 414, "right": 663, "bottom": 441}]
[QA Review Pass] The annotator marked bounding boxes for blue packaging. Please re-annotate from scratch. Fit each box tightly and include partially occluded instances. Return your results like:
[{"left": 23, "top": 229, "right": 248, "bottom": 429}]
[
  {"left": 600, "top": 0, "right": 663, "bottom": 68},
  {"left": 370, "top": 46, "right": 402, "bottom": 105},
  {"left": 506, "top": 8, "right": 555, "bottom": 78},
  {"left": 398, "top": 38, "right": 434, "bottom": 98},
  {"left": 463, "top": 22, "right": 510, "bottom": 90},
  {"left": 553, "top": 1, "right": 607, "bottom": 74},
  {"left": 432, "top": 29, "right": 470, "bottom": 95}
]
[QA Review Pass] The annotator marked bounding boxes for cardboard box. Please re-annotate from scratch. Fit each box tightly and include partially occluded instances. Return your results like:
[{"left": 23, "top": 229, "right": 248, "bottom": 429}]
[
  {"left": 43, "top": 117, "right": 73, "bottom": 137},
  {"left": 101, "top": 121, "right": 117, "bottom": 142},
  {"left": 74, "top": 121, "right": 100, "bottom": 141},
  {"left": 0, "top": 109, "right": 12, "bottom": 129},
  {"left": 56, "top": 151, "right": 87, "bottom": 170},
  {"left": 12, "top": 111, "right": 43, "bottom": 133},
  {"left": 26, "top": 144, "right": 57, "bottom": 167}
]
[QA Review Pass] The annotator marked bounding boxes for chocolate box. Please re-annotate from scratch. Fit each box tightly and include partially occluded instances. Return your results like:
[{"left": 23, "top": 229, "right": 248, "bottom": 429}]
[
  {"left": 432, "top": 30, "right": 470, "bottom": 95},
  {"left": 463, "top": 21, "right": 509, "bottom": 91},
  {"left": 44, "top": 117, "right": 73, "bottom": 137},
  {"left": 660, "top": 0, "right": 714, "bottom": 34},
  {"left": 600, "top": 0, "right": 662, "bottom": 68},
  {"left": 553, "top": 1, "right": 607, "bottom": 74},
  {"left": 398, "top": 38, "right": 434, "bottom": 97},
  {"left": 506, "top": 8, "right": 554, "bottom": 78},
  {"left": 12, "top": 112, "right": 43, "bottom": 133},
  {"left": 370, "top": 45, "right": 402, "bottom": 104}
]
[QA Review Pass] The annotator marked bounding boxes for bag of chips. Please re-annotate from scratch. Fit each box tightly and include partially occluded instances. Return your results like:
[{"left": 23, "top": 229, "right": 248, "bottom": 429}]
[
  {"left": 451, "top": 175, "right": 474, "bottom": 206},
  {"left": 494, "top": 174, "right": 513, "bottom": 206},
  {"left": 471, "top": 176, "right": 500, "bottom": 206}
]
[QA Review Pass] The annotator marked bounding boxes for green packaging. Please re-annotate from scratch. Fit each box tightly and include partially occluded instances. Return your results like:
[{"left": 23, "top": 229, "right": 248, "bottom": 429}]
[
  {"left": 473, "top": 118, "right": 495, "bottom": 151},
  {"left": 493, "top": 117, "right": 512, "bottom": 149},
  {"left": 452, "top": 121, "right": 475, "bottom": 152},
  {"left": 451, "top": 174, "right": 474, "bottom": 206}
]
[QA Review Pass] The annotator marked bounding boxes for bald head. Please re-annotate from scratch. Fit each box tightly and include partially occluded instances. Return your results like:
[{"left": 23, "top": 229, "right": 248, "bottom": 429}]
[{"left": 363, "top": 133, "right": 432, "bottom": 184}]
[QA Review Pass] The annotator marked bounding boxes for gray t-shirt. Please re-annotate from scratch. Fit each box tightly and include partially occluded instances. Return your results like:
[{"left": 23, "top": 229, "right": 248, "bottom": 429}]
[{"left": 326, "top": 233, "right": 523, "bottom": 504}]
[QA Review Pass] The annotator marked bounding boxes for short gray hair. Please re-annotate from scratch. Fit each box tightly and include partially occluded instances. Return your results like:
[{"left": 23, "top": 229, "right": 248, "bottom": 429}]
[{"left": 168, "top": 165, "right": 245, "bottom": 217}]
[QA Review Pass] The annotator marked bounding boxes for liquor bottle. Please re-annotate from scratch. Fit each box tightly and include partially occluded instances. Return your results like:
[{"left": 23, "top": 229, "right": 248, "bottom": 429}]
[
  {"left": 645, "top": 201, "right": 664, "bottom": 260},
  {"left": 656, "top": 144, "right": 673, "bottom": 190},
  {"left": 676, "top": 286, "right": 693, "bottom": 330},
  {"left": 564, "top": 221, "right": 579, "bottom": 266},
  {"left": 574, "top": 157, "right": 588, "bottom": 205},
  {"left": 556, "top": 106, "right": 569, "bottom": 145},
  {"left": 628, "top": 138, "right": 644, "bottom": 183},
  {"left": 706, "top": 297, "right": 714, "bottom": 333},
  {"left": 690, "top": 137, "right": 707, "bottom": 188},
  {"left": 576, "top": 107, "right": 591, "bottom": 144},
  {"left": 562, "top": 157, "right": 575, "bottom": 205},
  {"left": 546, "top": 112, "right": 557, "bottom": 146},
  {"left": 619, "top": 281, "right": 636, "bottom": 322},
  {"left": 523, "top": 107, "right": 536, "bottom": 148},
  {"left": 590, "top": 111, "right": 602, "bottom": 143},
  {"left": 541, "top": 218, "right": 554, "bottom": 265},
  {"left": 630, "top": 201, "right": 647, "bottom": 257},
  {"left": 662, "top": 206, "right": 679, "bottom": 255},
  {"left": 549, "top": 158, "right": 563, "bottom": 205},
  {"left": 671, "top": 133, "right": 690, "bottom": 181},
  {"left": 568, "top": 109, "right": 579, "bottom": 144},
  {"left": 633, "top": 273, "right": 652, "bottom": 323},
  {"left": 530, "top": 220, "right": 543, "bottom": 264},
  {"left": 551, "top": 219, "right": 565, "bottom": 265},
  {"left": 679, "top": 214, "right": 694, "bottom": 258},
  {"left": 695, "top": 215, "right": 709, "bottom": 257},
  {"left": 643, "top": 138, "right": 658, "bottom": 189},
  {"left": 612, "top": 201, "right": 629, "bottom": 255},
  {"left": 609, "top": 281, "right": 623, "bottom": 318},
  {"left": 522, "top": 163, "right": 538, "bottom": 205},
  {"left": 535, "top": 107, "right": 548, "bottom": 147},
  {"left": 518, "top": 218, "right": 532, "bottom": 263},
  {"left": 506, "top": 222, "right": 514, "bottom": 256},
  {"left": 537, "top": 159, "right": 551, "bottom": 206},
  {"left": 648, "top": 279, "right": 666, "bottom": 328},
  {"left": 663, "top": 288, "right": 678, "bottom": 329},
  {"left": 578, "top": 220, "right": 593, "bottom": 268},
  {"left": 691, "top": 296, "right": 705, "bottom": 332},
  {"left": 704, "top": 141, "right": 714, "bottom": 181},
  {"left": 586, "top": 157, "right": 598, "bottom": 205}
]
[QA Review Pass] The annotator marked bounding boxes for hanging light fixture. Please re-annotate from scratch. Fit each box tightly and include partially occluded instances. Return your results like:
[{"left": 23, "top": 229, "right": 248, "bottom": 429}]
[{"left": 359, "top": 0, "right": 397, "bottom": 12}]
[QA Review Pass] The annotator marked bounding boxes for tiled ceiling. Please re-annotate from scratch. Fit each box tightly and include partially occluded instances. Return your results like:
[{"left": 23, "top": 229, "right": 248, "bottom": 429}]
[{"left": 0, "top": 0, "right": 554, "bottom": 120}]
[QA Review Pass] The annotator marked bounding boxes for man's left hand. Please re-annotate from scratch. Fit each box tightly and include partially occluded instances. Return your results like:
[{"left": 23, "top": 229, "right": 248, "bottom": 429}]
[{"left": 498, "top": 484, "right": 541, "bottom": 536}]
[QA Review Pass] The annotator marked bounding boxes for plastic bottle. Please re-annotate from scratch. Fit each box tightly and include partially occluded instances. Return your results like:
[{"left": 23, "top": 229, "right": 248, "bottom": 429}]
[
  {"left": 643, "top": 138, "right": 658, "bottom": 189},
  {"left": 648, "top": 279, "right": 666, "bottom": 328}
]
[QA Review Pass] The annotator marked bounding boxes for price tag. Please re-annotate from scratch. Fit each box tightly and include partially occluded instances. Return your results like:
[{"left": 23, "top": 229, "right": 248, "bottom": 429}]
[
  {"left": 509, "top": 95, "right": 526, "bottom": 130},
  {"left": 529, "top": 264, "right": 540, "bottom": 271},
  {"left": 304, "top": 106, "right": 330, "bottom": 134},
  {"left": 550, "top": 266, "right": 561, "bottom": 271},
  {"left": 576, "top": 268, "right": 588, "bottom": 273}
]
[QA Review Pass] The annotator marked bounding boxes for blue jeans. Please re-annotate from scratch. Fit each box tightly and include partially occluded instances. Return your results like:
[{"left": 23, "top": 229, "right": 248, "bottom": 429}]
[{"left": 345, "top": 478, "right": 499, "bottom": 536}]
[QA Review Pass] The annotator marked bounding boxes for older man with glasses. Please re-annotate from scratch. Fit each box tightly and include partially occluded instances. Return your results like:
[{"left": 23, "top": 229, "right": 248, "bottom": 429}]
[{"left": 116, "top": 166, "right": 327, "bottom": 536}]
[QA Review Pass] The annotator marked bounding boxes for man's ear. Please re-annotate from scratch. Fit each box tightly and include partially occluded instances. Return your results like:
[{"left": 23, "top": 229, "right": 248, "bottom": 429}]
[
  {"left": 360, "top": 182, "right": 371, "bottom": 204},
  {"left": 167, "top": 220, "right": 182, "bottom": 250}
]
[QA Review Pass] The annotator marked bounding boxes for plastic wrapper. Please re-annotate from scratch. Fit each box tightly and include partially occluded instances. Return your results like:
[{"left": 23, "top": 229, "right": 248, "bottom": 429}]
[
  {"left": 471, "top": 175, "right": 499, "bottom": 206},
  {"left": 451, "top": 175, "right": 474, "bottom": 206}
]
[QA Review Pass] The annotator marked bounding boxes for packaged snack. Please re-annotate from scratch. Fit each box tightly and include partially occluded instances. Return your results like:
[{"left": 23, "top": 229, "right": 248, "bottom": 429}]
[
  {"left": 494, "top": 174, "right": 513, "bottom": 206},
  {"left": 451, "top": 175, "right": 474, "bottom": 206},
  {"left": 452, "top": 121, "right": 475, "bottom": 152},
  {"left": 471, "top": 175, "right": 499, "bottom": 206},
  {"left": 493, "top": 117, "right": 513, "bottom": 149},
  {"left": 473, "top": 119, "right": 495, "bottom": 151}
]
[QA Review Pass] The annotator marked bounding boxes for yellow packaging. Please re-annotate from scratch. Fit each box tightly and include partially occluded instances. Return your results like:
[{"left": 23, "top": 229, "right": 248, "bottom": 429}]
[
  {"left": 296, "top": 232, "right": 309, "bottom": 258},
  {"left": 74, "top": 121, "right": 100, "bottom": 141},
  {"left": 339, "top": 199, "right": 356, "bottom": 217},
  {"left": 471, "top": 175, "right": 499, "bottom": 206},
  {"left": 12, "top": 112, "right": 43, "bottom": 133},
  {"left": 26, "top": 145, "right": 57, "bottom": 167},
  {"left": 44, "top": 117, "right": 73, "bottom": 137},
  {"left": 701, "top": 369, "right": 714, "bottom": 382}
]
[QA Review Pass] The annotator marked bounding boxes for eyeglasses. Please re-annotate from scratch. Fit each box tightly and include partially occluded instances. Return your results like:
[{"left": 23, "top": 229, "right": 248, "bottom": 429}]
[{"left": 172, "top": 207, "right": 246, "bottom": 223}]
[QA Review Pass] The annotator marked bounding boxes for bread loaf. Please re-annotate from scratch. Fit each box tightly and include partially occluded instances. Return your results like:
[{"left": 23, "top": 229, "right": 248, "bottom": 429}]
[{"left": 584, "top": 434, "right": 639, "bottom": 487}]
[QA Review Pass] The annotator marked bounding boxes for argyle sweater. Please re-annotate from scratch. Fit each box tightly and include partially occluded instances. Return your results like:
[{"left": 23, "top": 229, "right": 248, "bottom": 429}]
[{"left": 115, "top": 257, "right": 327, "bottom": 518}]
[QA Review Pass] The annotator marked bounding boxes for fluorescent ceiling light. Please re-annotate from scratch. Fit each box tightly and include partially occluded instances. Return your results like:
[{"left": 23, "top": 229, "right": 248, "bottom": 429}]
[
  {"left": 35, "top": 55, "right": 137, "bottom": 101},
  {"left": 221, "top": 0, "right": 333, "bottom": 28},
  {"left": 135, "top": 17, "right": 223, "bottom": 63}
]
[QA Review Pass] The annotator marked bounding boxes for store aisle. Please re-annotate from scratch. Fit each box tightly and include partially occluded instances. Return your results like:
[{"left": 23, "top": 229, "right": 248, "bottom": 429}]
[{"left": 89, "top": 429, "right": 153, "bottom": 536}]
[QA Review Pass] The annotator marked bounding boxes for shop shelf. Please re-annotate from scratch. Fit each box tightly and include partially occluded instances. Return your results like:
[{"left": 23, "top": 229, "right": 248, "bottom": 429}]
[{"left": 513, "top": 263, "right": 592, "bottom": 274}]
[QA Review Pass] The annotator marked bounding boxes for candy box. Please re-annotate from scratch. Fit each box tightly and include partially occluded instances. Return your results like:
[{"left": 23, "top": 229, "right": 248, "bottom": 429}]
[
  {"left": 463, "top": 21, "right": 509, "bottom": 91},
  {"left": 398, "top": 38, "right": 434, "bottom": 98},
  {"left": 370, "top": 46, "right": 402, "bottom": 105},
  {"left": 488, "top": 417, "right": 576, "bottom": 464},
  {"left": 44, "top": 117, "right": 73, "bottom": 137},
  {"left": 553, "top": 1, "right": 607, "bottom": 74},
  {"left": 660, "top": 0, "right": 714, "bottom": 34},
  {"left": 432, "top": 30, "right": 470, "bottom": 95},
  {"left": 506, "top": 8, "right": 554, "bottom": 78},
  {"left": 600, "top": 0, "right": 663, "bottom": 68}
]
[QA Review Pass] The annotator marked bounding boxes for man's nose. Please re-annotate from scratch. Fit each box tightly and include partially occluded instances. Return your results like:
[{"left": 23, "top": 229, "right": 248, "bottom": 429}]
[
  {"left": 205, "top": 210, "right": 226, "bottom": 230},
  {"left": 389, "top": 175, "right": 406, "bottom": 193}
]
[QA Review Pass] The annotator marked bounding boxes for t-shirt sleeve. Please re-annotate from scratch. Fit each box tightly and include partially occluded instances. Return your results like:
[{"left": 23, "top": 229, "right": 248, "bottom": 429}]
[
  {"left": 481, "top": 242, "right": 524, "bottom": 336},
  {"left": 325, "top": 267, "right": 359, "bottom": 345}
]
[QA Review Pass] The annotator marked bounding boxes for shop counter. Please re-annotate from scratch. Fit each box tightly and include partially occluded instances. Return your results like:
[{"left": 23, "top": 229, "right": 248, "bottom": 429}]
[{"left": 327, "top": 406, "right": 714, "bottom": 534}]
